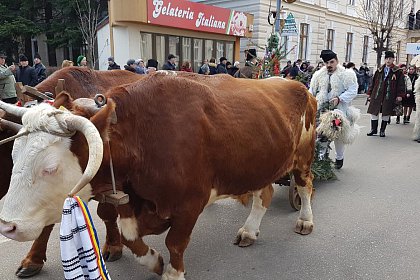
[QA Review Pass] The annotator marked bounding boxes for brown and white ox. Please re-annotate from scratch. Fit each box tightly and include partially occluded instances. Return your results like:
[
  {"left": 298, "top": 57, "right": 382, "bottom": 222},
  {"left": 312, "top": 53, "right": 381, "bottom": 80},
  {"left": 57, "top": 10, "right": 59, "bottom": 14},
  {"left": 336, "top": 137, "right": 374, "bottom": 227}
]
[
  {"left": 0, "top": 67, "right": 142, "bottom": 277},
  {"left": 0, "top": 72, "right": 316, "bottom": 279}
]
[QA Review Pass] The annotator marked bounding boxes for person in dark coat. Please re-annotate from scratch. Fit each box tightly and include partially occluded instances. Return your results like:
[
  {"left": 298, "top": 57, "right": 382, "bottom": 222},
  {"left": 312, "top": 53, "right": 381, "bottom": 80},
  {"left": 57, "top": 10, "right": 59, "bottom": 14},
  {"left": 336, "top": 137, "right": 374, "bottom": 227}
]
[
  {"left": 162, "top": 54, "right": 177, "bottom": 70},
  {"left": 208, "top": 58, "right": 218, "bottom": 75},
  {"left": 124, "top": 59, "right": 136, "bottom": 73},
  {"left": 228, "top": 61, "right": 239, "bottom": 76},
  {"left": 16, "top": 54, "right": 37, "bottom": 87},
  {"left": 234, "top": 49, "right": 259, "bottom": 79},
  {"left": 107, "top": 56, "right": 121, "bottom": 70},
  {"left": 366, "top": 51, "right": 405, "bottom": 137},
  {"left": 216, "top": 57, "right": 228, "bottom": 74},
  {"left": 33, "top": 53, "right": 46, "bottom": 85}
]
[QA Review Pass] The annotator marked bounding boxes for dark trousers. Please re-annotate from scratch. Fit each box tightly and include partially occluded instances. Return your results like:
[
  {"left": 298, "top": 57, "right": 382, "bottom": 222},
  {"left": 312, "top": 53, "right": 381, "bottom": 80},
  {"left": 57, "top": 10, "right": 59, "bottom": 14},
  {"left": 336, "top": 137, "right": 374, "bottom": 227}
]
[{"left": 2, "top": 97, "right": 17, "bottom": 104}]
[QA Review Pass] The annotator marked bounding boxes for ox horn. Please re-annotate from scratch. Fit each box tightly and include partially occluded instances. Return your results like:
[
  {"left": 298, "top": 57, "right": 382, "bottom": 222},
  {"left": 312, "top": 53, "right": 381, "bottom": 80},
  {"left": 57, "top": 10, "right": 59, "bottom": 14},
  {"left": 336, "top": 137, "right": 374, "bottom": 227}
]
[
  {"left": 64, "top": 115, "right": 104, "bottom": 197},
  {"left": 0, "top": 118, "right": 23, "bottom": 134},
  {"left": 0, "top": 101, "right": 29, "bottom": 117}
]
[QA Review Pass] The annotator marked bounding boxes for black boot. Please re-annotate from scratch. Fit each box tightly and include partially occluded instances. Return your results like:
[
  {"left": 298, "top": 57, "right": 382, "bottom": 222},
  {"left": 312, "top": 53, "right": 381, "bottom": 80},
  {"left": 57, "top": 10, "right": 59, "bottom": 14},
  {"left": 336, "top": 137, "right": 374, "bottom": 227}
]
[
  {"left": 407, "top": 116, "right": 411, "bottom": 123},
  {"left": 335, "top": 159, "right": 344, "bottom": 169},
  {"left": 396, "top": 116, "right": 400, "bottom": 124},
  {"left": 380, "top": 120, "right": 387, "bottom": 137},
  {"left": 403, "top": 116, "right": 407, "bottom": 124},
  {"left": 367, "top": 120, "right": 379, "bottom": 136}
]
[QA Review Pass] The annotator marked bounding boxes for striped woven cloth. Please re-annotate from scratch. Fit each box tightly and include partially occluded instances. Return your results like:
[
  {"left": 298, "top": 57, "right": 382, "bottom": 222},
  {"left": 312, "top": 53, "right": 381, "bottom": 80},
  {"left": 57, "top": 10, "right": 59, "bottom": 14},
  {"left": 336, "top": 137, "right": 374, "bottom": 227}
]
[{"left": 60, "top": 196, "right": 111, "bottom": 280}]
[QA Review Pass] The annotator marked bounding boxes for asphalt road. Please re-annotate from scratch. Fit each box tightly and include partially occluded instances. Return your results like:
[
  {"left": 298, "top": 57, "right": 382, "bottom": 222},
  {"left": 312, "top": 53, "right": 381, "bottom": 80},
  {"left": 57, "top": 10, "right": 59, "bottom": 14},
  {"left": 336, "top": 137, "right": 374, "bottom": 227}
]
[{"left": 1, "top": 95, "right": 419, "bottom": 280}]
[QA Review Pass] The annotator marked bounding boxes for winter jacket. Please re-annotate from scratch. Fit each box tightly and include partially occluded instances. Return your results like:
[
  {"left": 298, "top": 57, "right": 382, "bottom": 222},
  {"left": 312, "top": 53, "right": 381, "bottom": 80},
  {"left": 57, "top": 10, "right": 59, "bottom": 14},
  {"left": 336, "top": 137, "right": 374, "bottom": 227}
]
[
  {"left": 367, "top": 64, "right": 405, "bottom": 116},
  {"left": 108, "top": 62, "right": 121, "bottom": 70},
  {"left": 16, "top": 65, "right": 37, "bottom": 87},
  {"left": 309, "top": 65, "right": 359, "bottom": 122},
  {"left": 162, "top": 61, "right": 176, "bottom": 70},
  {"left": 0, "top": 64, "right": 17, "bottom": 100},
  {"left": 208, "top": 63, "right": 218, "bottom": 75},
  {"left": 216, "top": 63, "right": 227, "bottom": 74},
  {"left": 34, "top": 63, "right": 47, "bottom": 85}
]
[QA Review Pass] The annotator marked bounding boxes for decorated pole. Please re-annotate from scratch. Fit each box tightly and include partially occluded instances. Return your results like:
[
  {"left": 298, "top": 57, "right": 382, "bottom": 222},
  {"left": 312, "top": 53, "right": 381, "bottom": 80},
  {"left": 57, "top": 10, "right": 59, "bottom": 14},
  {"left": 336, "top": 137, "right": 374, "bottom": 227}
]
[{"left": 275, "top": 0, "right": 282, "bottom": 33}]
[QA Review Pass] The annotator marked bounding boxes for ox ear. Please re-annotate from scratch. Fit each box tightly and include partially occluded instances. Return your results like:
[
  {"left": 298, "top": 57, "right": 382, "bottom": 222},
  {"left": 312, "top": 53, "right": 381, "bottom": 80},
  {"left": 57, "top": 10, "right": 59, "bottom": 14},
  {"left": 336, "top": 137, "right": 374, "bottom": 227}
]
[
  {"left": 89, "top": 98, "right": 116, "bottom": 142},
  {"left": 53, "top": 91, "right": 74, "bottom": 109}
]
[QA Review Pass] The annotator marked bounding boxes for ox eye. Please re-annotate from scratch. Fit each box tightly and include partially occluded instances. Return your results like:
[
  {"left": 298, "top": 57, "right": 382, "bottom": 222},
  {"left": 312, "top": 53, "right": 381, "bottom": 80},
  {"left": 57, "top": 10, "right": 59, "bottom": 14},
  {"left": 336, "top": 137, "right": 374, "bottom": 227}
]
[{"left": 42, "top": 165, "right": 58, "bottom": 176}]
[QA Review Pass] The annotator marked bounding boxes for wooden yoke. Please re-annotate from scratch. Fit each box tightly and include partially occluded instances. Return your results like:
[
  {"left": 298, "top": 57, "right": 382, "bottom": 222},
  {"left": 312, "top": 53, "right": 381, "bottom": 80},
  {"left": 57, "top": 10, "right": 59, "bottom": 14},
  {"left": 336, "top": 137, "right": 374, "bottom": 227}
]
[
  {"left": 15, "top": 82, "right": 32, "bottom": 105},
  {"left": 22, "top": 86, "right": 54, "bottom": 101}
]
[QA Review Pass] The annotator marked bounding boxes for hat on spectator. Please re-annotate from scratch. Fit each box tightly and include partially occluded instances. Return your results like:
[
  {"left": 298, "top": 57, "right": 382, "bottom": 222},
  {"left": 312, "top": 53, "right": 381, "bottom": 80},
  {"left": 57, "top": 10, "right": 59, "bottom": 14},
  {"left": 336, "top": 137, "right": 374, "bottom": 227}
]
[
  {"left": 234, "top": 61, "right": 240, "bottom": 68},
  {"left": 127, "top": 59, "right": 136, "bottom": 66},
  {"left": 0, "top": 52, "right": 6, "bottom": 59},
  {"left": 76, "top": 55, "right": 86, "bottom": 66},
  {"left": 108, "top": 56, "right": 115, "bottom": 62},
  {"left": 147, "top": 59, "right": 158, "bottom": 69},
  {"left": 384, "top": 51, "right": 395, "bottom": 59},
  {"left": 219, "top": 57, "right": 227, "bottom": 63},
  {"left": 135, "top": 58, "right": 143, "bottom": 65},
  {"left": 168, "top": 54, "right": 176, "bottom": 60},
  {"left": 34, "top": 53, "right": 41, "bottom": 60},
  {"left": 19, "top": 54, "right": 29, "bottom": 62},
  {"left": 246, "top": 49, "right": 257, "bottom": 61}
]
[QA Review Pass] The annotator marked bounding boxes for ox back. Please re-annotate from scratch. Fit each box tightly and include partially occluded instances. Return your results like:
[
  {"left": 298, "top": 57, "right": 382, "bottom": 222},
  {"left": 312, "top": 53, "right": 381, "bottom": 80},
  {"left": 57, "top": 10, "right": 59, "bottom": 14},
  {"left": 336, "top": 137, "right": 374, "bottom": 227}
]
[
  {"left": 36, "top": 67, "right": 142, "bottom": 99},
  {"left": 74, "top": 73, "right": 316, "bottom": 213}
]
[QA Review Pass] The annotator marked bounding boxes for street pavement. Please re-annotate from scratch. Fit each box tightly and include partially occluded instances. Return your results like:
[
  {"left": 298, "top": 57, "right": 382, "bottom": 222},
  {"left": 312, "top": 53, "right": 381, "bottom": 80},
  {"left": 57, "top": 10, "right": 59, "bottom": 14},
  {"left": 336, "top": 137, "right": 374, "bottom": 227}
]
[{"left": 1, "top": 95, "right": 420, "bottom": 280}]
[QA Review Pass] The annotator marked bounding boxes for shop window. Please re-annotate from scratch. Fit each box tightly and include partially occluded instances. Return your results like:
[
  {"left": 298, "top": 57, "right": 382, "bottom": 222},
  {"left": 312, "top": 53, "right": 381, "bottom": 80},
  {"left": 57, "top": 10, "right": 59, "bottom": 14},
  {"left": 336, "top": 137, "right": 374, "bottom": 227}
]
[
  {"left": 182, "top": 37, "right": 192, "bottom": 66},
  {"left": 226, "top": 42, "right": 234, "bottom": 63},
  {"left": 156, "top": 35, "right": 166, "bottom": 69},
  {"left": 193, "top": 39, "right": 203, "bottom": 72},
  {"left": 205, "top": 40, "right": 213, "bottom": 61},
  {"left": 140, "top": 33, "right": 153, "bottom": 64},
  {"left": 216, "top": 41, "right": 224, "bottom": 62}
]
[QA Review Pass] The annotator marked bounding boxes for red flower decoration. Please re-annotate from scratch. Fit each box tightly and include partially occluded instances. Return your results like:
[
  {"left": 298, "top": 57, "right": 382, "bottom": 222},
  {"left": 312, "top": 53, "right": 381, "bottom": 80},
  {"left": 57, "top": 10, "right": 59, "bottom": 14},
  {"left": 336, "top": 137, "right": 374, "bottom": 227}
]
[{"left": 333, "top": 119, "right": 342, "bottom": 127}]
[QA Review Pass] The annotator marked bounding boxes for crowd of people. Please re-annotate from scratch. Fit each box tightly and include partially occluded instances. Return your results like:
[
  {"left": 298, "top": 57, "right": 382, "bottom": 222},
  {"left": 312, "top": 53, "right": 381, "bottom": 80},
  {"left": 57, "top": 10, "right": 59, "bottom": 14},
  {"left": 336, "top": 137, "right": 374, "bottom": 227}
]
[
  {"left": 107, "top": 54, "right": 242, "bottom": 78},
  {"left": 1, "top": 49, "right": 419, "bottom": 152}
]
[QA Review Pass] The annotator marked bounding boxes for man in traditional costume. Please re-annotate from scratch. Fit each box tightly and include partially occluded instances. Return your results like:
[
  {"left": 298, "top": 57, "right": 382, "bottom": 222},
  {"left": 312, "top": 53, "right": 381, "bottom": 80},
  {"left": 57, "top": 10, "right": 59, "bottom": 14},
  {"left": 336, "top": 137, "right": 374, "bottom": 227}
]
[
  {"left": 234, "top": 48, "right": 259, "bottom": 79},
  {"left": 309, "top": 50, "right": 359, "bottom": 169},
  {"left": 366, "top": 51, "right": 405, "bottom": 137}
]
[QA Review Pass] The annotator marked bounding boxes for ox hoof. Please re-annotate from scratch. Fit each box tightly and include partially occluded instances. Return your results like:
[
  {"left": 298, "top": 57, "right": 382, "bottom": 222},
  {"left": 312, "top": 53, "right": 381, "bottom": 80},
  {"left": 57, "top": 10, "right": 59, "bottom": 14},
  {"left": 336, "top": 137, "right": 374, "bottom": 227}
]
[
  {"left": 102, "top": 245, "right": 123, "bottom": 262},
  {"left": 294, "top": 219, "right": 313, "bottom": 235},
  {"left": 15, "top": 265, "right": 43, "bottom": 278},
  {"left": 234, "top": 228, "right": 257, "bottom": 247}
]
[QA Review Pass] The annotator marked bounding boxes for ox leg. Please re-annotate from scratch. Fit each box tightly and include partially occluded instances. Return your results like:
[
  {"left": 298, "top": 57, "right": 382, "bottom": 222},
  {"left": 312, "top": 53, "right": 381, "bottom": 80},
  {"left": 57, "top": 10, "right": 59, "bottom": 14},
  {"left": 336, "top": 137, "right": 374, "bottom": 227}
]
[
  {"left": 118, "top": 204, "right": 164, "bottom": 275},
  {"left": 97, "top": 202, "right": 123, "bottom": 262},
  {"left": 293, "top": 170, "right": 314, "bottom": 235},
  {"left": 234, "top": 184, "right": 274, "bottom": 247},
  {"left": 163, "top": 209, "right": 203, "bottom": 280},
  {"left": 16, "top": 224, "right": 54, "bottom": 278}
]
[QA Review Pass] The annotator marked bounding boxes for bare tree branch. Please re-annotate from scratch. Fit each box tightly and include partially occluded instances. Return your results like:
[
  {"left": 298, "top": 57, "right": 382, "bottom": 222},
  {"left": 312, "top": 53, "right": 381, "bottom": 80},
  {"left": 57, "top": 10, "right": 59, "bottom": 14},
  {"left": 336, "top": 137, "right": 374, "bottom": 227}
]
[
  {"left": 75, "top": 0, "right": 100, "bottom": 69},
  {"left": 357, "top": 0, "right": 411, "bottom": 67}
]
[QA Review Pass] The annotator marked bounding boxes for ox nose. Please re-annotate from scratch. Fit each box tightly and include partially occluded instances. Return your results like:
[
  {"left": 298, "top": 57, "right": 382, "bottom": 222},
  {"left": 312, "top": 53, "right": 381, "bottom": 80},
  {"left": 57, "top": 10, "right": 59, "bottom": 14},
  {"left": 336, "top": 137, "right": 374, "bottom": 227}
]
[{"left": 0, "top": 219, "right": 17, "bottom": 239}]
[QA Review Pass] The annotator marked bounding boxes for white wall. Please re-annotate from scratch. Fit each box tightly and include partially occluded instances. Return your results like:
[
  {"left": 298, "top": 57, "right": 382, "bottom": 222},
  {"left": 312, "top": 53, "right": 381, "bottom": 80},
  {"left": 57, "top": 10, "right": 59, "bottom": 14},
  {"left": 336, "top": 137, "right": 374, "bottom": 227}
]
[{"left": 97, "top": 23, "right": 111, "bottom": 70}]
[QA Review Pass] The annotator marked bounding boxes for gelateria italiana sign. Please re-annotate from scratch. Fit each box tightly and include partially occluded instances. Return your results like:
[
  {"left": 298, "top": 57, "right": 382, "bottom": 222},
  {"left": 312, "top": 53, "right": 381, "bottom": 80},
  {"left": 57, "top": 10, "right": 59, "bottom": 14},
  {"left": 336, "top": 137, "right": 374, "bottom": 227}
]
[{"left": 147, "top": 0, "right": 249, "bottom": 36}]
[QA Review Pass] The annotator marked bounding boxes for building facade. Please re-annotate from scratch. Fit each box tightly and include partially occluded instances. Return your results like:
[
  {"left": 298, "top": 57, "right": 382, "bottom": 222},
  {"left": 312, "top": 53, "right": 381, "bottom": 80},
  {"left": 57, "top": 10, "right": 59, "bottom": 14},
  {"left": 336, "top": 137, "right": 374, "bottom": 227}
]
[
  {"left": 97, "top": 0, "right": 254, "bottom": 71},
  {"left": 193, "top": 0, "right": 413, "bottom": 69}
]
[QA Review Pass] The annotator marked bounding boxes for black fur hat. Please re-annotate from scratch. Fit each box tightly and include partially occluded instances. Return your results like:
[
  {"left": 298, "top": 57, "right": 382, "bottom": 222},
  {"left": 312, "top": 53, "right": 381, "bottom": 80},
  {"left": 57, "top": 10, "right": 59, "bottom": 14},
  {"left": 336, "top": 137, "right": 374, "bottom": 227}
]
[{"left": 246, "top": 48, "right": 257, "bottom": 61}]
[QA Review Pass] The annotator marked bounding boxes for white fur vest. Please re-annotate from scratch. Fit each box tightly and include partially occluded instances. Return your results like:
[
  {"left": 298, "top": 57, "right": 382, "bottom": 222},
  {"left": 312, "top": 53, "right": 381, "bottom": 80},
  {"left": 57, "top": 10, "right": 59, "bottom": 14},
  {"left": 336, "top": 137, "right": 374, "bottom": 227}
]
[
  {"left": 309, "top": 65, "right": 360, "bottom": 144},
  {"left": 309, "top": 65, "right": 359, "bottom": 124}
]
